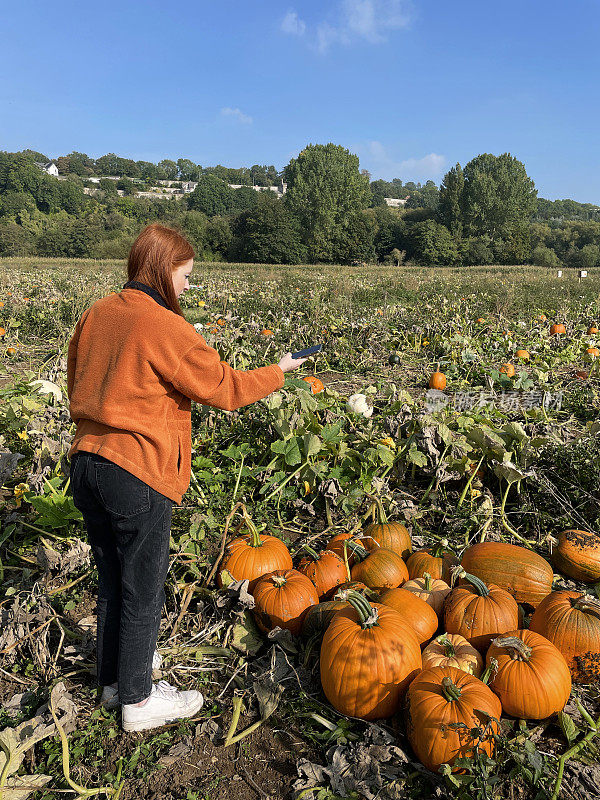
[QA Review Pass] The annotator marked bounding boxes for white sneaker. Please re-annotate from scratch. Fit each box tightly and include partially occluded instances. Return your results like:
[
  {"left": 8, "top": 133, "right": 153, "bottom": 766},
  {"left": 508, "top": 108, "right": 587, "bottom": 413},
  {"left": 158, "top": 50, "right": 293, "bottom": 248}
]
[
  {"left": 121, "top": 680, "right": 204, "bottom": 732},
  {"left": 100, "top": 650, "right": 164, "bottom": 709}
]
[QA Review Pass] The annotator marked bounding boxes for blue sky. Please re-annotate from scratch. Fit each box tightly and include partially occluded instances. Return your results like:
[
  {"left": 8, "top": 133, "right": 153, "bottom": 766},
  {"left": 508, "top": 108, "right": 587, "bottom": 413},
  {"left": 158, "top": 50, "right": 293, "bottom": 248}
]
[{"left": 2, "top": 0, "right": 599, "bottom": 202}]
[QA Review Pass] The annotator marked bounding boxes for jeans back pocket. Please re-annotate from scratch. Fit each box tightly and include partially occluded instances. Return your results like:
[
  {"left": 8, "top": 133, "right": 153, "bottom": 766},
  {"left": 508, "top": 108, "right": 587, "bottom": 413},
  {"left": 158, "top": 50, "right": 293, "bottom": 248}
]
[{"left": 94, "top": 461, "right": 151, "bottom": 517}]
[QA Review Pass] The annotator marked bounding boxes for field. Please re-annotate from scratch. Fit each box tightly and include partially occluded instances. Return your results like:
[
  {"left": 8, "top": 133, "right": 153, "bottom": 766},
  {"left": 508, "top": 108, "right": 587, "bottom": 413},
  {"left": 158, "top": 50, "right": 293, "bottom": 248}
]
[{"left": 0, "top": 257, "right": 599, "bottom": 800}]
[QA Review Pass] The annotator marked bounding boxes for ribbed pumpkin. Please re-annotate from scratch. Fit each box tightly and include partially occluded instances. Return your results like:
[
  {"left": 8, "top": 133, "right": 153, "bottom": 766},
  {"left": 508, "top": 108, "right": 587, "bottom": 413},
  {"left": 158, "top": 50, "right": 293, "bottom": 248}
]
[
  {"left": 486, "top": 630, "right": 571, "bottom": 719},
  {"left": 406, "top": 540, "right": 458, "bottom": 583},
  {"left": 361, "top": 496, "right": 412, "bottom": 560},
  {"left": 422, "top": 634, "right": 484, "bottom": 678},
  {"left": 378, "top": 587, "right": 438, "bottom": 645},
  {"left": 461, "top": 541, "right": 553, "bottom": 607},
  {"left": 552, "top": 530, "right": 600, "bottom": 583},
  {"left": 529, "top": 591, "right": 600, "bottom": 683},
  {"left": 350, "top": 541, "right": 408, "bottom": 591},
  {"left": 218, "top": 506, "right": 292, "bottom": 591},
  {"left": 444, "top": 571, "right": 520, "bottom": 652},
  {"left": 320, "top": 592, "right": 422, "bottom": 720},
  {"left": 406, "top": 666, "right": 502, "bottom": 773},
  {"left": 252, "top": 569, "right": 318, "bottom": 636},
  {"left": 297, "top": 546, "right": 348, "bottom": 599},
  {"left": 327, "top": 532, "right": 358, "bottom": 568},
  {"left": 403, "top": 573, "right": 450, "bottom": 616}
]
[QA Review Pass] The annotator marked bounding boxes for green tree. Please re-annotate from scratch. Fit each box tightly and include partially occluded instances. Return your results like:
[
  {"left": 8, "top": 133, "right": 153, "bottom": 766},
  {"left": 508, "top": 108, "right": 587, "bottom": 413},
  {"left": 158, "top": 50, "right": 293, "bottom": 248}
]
[
  {"left": 158, "top": 159, "right": 178, "bottom": 180},
  {"left": 438, "top": 163, "right": 464, "bottom": 237},
  {"left": 373, "top": 206, "right": 408, "bottom": 261},
  {"left": 408, "top": 219, "right": 458, "bottom": 265},
  {"left": 231, "top": 195, "right": 306, "bottom": 263},
  {"left": 177, "top": 159, "right": 201, "bottom": 181},
  {"left": 531, "top": 245, "right": 560, "bottom": 267},
  {"left": 462, "top": 153, "right": 537, "bottom": 240},
  {"left": 187, "top": 175, "right": 235, "bottom": 216},
  {"left": 284, "top": 143, "right": 371, "bottom": 262}
]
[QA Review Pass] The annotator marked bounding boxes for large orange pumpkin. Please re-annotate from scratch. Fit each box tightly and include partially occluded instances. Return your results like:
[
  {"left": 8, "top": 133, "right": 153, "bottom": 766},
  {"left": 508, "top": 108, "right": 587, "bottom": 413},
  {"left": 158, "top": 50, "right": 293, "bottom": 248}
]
[
  {"left": 444, "top": 571, "right": 520, "bottom": 652},
  {"left": 320, "top": 592, "right": 422, "bottom": 720},
  {"left": 378, "top": 587, "right": 438, "bottom": 645},
  {"left": 406, "top": 541, "right": 458, "bottom": 583},
  {"left": 297, "top": 546, "right": 348, "bottom": 599},
  {"left": 301, "top": 599, "right": 349, "bottom": 639},
  {"left": 403, "top": 573, "right": 451, "bottom": 616},
  {"left": 460, "top": 541, "right": 553, "bottom": 607},
  {"left": 550, "top": 323, "right": 566, "bottom": 335},
  {"left": 350, "top": 542, "right": 408, "bottom": 591},
  {"left": 422, "top": 634, "right": 484, "bottom": 678},
  {"left": 529, "top": 591, "right": 600, "bottom": 684},
  {"left": 218, "top": 507, "right": 292, "bottom": 591},
  {"left": 327, "top": 532, "right": 357, "bottom": 569},
  {"left": 303, "top": 376, "right": 324, "bottom": 394},
  {"left": 552, "top": 529, "right": 600, "bottom": 583},
  {"left": 499, "top": 363, "right": 515, "bottom": 378},
  {"left": 406, "top": 666, "right": 502, "bottom": 773},
  {"left": 252, "top": 569, "right": 318, "bottom": 636},
  {"left": 486, "top": 630, "right": 571, "bottom": 719},
  {"left": 361, "top": 497, "right": 412, "bottom": 560}
]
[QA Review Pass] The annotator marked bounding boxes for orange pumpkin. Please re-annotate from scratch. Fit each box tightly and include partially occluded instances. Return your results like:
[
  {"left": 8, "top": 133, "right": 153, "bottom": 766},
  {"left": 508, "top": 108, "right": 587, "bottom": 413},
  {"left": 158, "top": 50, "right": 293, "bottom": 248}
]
[
  {"left": 529, "top": 591, "right": 600, "bottom": 684},
  {"left": 218, "top": 506, "right": 292, "bottom": 591},
  {"left": 302, "top": 376, "right": 324, "bottom": 394},
  {"left": 587, "top": 325, "right": 598, "bottom": 335},
  {"left": 378, "top": 587, "right": 438, "bottom": 645},
  {"left": 403, "top": 573, "right": 451, "bottom": 616},
  {"left": 406, "top": 541, "right": 458, "bottom": 583},
  {"left": 585, "top": 347, "right": 600, "bottom": 360},
  {"left": 422, "top": 634, "right": 483, "bottom": 677},
  {"left": 361, "top": 497, "right": 412, "bottom": 560},
  {"left": 297, "top": 546, "right": 348, "bottom": 599},
  {"left": 253, "top": 569, "right": 318, "bottom": 636},
  {"left": 327, "top": 532, "right": 358, "bottom": 568},
  {"left": 406, "top": 666, "right": 501, "bottom": 773},
  {"left": 444, "top": 571, "right": 520, "bottom": 652},
  {"left": 261, "top": 328, "right": 273, "bottom": 336},
  {"left": 0, "top": 328, "right": 5, "bottom": 337},
  {"left": 550, "top": 323, "right": 566, "bottom": 335},
  {"left": 320, "top": 592, "right": 422, "bottom": 719},
  {"left": 552, "top": 530, "right": 600, "bottom": 583},
  {"left": 486, "top": 630, "right": 572, "bottom": 719},
  {"left": 461, "top": 541, "right": 553, "bottom": 608},
  {"left": 350, "top": 542, "right": 408, "bottom": 591},
  {"left": 500, "top": 363, "right": 515, "bottom": 377},
  {"left": 6, "top": 347, "right": 16, "bottom": 356},
  {"left": 429, "top": 371, "right": 447, "bottom": 391},
  {"left": 515, "top": 349, "right": 530, "bottom": 360}
]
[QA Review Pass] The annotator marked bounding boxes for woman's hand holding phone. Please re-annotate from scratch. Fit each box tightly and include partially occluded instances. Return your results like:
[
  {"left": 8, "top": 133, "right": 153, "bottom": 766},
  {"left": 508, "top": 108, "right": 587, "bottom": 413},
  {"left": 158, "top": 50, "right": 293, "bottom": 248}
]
[{"left": 278, "top": 352, "right": 309, "bottom": 372}]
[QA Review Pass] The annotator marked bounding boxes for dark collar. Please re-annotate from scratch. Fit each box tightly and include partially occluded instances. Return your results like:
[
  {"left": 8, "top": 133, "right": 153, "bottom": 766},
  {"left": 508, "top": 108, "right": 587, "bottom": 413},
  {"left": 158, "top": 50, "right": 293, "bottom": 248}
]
[{"left": 123, "top": 280, "right": 169, "bottom": 310}]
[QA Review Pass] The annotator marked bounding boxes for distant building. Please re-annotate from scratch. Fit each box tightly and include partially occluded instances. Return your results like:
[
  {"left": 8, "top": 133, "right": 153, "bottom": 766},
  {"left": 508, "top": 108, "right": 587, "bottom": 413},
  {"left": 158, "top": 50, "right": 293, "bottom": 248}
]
[
  {"left": 35, "top": 161, "right": 59, "bottom": 177},
  {"left": 228, "top": 181, "right": 287, "bottom": 197},
  {"left": 384, "top": 196, "right": 409, "bottom": 208}
]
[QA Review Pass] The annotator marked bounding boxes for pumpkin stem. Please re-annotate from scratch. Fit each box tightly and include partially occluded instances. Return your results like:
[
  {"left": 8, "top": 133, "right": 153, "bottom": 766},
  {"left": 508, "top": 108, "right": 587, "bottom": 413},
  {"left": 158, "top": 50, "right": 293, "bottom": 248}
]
[
  {"left": 437, "top": 635, "right": 456, "bottom": 658},
  {"left": 346, "top": 590, "right": 379, "bottom": 628},
  {"left": 453, "top": 567, "right": 490, "bottom": 597},
  {"left": 441, "top": 677, "right": 462, "bottom": 702},
  {"left": 240, "top": 505, "right": 263, "bottom": 548},
  {"left": 346, "top": 540, "right": 370, "bottom": 562},
  {"left": 494, "top": 636, "right": 532, "bottom": 661},
  {"left": 572, "top": 595, "right": 600, "bottom": 618},
  {"left": 481, "top": 657, "right": 498, "bottom": 685},
  {"left": 301, "top": 544, "right": 320, "bottom": 562},
  {"left": 271, "top": 574, "right": 288, "bottom": 587},
  {"left": 365, "top": 494, "right": 388, "bottom": 524},
  {"left": 431, "top": 538, "right": 451, "bottom": 558},
  {"left": 423, "top": 572, "right": 432, "bottom": 591}
]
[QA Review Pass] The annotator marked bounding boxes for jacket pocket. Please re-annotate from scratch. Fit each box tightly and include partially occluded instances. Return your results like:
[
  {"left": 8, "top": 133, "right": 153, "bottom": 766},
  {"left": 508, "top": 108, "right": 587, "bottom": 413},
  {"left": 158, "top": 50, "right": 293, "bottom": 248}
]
[{"left": 94, "top": 461, "right": 151, "bottom": 516}]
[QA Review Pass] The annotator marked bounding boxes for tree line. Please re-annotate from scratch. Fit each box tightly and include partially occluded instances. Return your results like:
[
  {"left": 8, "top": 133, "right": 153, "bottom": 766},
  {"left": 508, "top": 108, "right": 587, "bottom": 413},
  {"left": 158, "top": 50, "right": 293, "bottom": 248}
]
[{"left": 0, "top": 145, "right": 598, "bottom": 266}]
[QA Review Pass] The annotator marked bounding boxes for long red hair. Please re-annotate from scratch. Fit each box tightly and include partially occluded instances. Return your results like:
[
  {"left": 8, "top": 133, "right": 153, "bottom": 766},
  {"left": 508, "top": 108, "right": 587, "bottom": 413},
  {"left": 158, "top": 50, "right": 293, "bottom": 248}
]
[{"left": 127, "top": 224, "right": 194, "bottom": 317}]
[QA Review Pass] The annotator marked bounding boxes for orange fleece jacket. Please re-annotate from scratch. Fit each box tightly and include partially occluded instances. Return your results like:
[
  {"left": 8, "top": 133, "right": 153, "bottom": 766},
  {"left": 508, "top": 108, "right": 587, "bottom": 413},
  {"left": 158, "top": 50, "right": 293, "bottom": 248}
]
[{"left": 67, "top": 286, "right": 284, "bottom": 504}]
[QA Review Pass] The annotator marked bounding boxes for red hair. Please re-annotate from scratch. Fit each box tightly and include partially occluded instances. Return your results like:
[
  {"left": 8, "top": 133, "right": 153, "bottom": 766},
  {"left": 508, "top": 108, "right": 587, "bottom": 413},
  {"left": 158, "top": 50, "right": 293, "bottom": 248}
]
[{"left": 127, "top": 224, "right": 194, "bottom": 317}]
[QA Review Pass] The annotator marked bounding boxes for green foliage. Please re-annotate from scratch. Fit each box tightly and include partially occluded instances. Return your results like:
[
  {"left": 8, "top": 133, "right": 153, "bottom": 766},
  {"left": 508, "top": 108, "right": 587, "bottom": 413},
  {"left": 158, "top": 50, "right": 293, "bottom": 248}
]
[
  {"left": 284, "top": 143, "right": 371, "bottom": 262},
  {"left": 438, "top": 163, "right": 464, "bottom": 237},
  {"left": 408, "top": 219, "right": 459, "bottom": 265},
  {"left": 231, "top": 195, "right": 306, "bottom": 264}
]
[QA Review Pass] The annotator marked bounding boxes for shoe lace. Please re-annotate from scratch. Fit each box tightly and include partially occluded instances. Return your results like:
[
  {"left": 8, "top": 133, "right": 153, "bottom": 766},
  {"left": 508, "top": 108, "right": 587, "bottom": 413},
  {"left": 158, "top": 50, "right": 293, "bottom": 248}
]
[{"left": 153, "top": 680, "right": 179, "bottom": 700}]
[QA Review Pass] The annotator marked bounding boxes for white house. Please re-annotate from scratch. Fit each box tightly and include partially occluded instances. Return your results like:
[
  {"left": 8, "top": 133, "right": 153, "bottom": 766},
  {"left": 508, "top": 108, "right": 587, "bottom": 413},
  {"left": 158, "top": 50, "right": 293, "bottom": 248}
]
[
  {"left": 35, "top": 161, "right": 59, "bottom": 177},
  {"left": 384, "top": 196, "right": 409, "bottom": 208},
  {"left": 227, "top": 181, "right": 287, "bottom": 197}
]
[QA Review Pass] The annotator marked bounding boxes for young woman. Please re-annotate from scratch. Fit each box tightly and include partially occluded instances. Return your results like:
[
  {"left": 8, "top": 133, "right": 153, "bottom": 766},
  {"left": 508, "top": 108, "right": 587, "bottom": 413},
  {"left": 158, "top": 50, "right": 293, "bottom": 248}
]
[{"left": 67, "top": 223, "right": 307, "bottom": 732}]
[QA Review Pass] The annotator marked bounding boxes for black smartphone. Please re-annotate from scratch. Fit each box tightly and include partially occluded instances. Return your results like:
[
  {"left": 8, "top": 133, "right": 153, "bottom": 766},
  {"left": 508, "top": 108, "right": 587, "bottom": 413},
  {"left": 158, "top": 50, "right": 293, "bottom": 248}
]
[{"left": 292, "top": 344, "right": 323, "bottom": 359}]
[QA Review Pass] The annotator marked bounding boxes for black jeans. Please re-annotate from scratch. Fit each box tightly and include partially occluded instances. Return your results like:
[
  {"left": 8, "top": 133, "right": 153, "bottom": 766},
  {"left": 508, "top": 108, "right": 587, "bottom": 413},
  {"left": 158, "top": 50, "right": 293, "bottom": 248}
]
[{"left": 69, "top": 452, "right": 173, "bottom": 704}]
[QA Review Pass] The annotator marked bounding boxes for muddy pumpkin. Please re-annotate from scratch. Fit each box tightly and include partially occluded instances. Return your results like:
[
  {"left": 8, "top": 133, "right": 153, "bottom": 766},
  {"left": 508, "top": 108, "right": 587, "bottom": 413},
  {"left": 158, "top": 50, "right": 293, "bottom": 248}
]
[{"left": 552, "top": 530, "right": 600, "bottom": 583}]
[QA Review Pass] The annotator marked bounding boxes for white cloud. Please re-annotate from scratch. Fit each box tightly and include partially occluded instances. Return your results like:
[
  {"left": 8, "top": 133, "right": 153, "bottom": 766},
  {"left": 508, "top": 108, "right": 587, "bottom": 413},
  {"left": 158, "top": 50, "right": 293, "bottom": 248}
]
[
  {"left": 281, "top": 10, "right": 306, "bottom": 36},
  {"left": 281, "top": 1, "right": 412, "bottom": 53},
  {"left": 361, "top": 141, "right": 446, "bottom": 181},
  {"left": 220, "top": 107, "right": 253, "bottom": 125}
]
